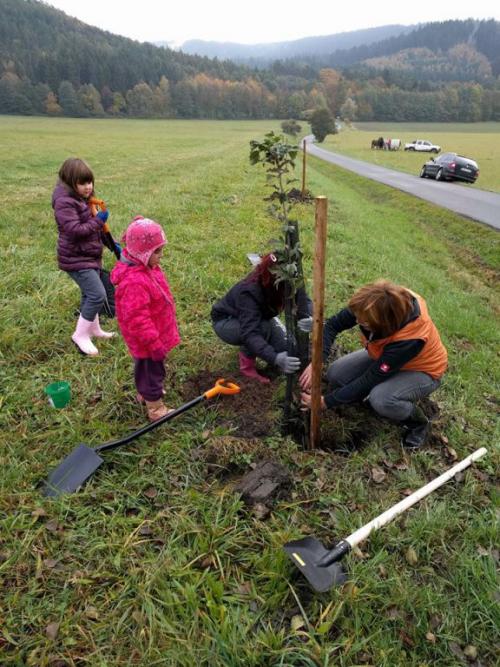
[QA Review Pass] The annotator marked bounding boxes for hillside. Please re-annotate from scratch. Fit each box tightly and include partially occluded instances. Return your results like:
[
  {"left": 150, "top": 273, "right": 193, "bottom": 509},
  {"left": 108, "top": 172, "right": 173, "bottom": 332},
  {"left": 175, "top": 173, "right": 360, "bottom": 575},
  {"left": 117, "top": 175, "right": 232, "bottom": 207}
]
[
  {"left": 0, "top": 1, "right": 499, "bottom": 123},
  {"left": 180, "top": 24, "right": 413, "bottom": 63}
]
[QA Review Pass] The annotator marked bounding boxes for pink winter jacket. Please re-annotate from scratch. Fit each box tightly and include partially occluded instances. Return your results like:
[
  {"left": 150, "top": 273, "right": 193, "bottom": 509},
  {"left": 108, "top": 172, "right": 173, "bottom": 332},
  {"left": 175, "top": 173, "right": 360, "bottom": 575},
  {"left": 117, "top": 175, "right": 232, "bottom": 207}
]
[{"left": 111, "top": 253, "right": 180, "bottom": 359}]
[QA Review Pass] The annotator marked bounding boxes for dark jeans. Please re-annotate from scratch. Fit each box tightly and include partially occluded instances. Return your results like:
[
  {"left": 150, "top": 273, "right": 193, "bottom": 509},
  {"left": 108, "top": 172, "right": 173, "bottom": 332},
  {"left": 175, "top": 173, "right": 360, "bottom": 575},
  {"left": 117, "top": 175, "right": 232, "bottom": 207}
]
[
  {"left": 67, "top": 269, "right": 110, "bottom": 321},
  {"left": 326, "top": 349, "right": 442, "bottom": 421},
  {"left": 134, "top": 358, "right": 166, "bottom": 402},
  {"left": 212, "top": 316, "right": 287, "bottom": 360}
]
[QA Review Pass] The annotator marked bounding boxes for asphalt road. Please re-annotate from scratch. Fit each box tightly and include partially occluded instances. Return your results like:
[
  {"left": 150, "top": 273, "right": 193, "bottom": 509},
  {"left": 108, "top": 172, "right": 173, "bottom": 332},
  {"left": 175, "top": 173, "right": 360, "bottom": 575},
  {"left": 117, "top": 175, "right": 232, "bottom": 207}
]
[{"left": 304, "top": 136, "right": 500, "bottom": 231}]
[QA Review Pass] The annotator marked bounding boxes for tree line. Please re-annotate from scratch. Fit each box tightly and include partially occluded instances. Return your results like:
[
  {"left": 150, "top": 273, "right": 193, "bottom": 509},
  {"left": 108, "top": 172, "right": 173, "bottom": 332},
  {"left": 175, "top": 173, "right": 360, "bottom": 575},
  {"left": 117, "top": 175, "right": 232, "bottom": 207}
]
[{"left": 0, "top": 0, "right": 499, "bottom": 122}]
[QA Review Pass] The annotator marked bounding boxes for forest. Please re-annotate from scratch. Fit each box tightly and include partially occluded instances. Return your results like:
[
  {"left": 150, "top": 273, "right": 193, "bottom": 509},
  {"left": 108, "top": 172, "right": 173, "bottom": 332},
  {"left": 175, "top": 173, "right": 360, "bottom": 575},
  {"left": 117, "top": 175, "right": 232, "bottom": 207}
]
[{"left": 1, "top": 0, "right": 499, "bottom": 122}]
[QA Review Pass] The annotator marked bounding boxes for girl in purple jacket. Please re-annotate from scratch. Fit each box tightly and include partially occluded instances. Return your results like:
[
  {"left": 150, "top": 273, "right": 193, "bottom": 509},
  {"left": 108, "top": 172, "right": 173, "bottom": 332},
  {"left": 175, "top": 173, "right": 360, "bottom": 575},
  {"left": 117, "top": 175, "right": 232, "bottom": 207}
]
[{"left": 52, "top": 158, "right": 114, "bottom": 355}]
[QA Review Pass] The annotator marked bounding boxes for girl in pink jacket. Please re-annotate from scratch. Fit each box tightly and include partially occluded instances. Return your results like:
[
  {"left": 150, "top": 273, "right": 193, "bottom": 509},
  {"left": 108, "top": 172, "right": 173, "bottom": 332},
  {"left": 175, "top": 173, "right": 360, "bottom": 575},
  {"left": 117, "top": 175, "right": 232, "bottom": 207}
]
[{"left": 111, "top": 217, "right": 180, "bottom": 421}]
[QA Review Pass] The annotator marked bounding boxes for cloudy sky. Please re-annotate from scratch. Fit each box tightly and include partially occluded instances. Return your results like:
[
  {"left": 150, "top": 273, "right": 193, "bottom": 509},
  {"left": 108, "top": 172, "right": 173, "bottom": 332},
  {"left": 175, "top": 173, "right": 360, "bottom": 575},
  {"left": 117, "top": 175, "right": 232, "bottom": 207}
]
[{"left": 46, "top": 0, "right": 499, "bottom": 46}]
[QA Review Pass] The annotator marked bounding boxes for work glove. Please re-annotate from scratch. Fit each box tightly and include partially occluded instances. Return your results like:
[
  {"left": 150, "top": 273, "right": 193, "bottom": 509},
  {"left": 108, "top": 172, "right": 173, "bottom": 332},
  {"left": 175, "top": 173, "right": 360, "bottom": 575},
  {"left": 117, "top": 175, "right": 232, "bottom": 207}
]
[
  {"left": 275, "top": 351, "right": 301, "bottom": 374},
  {"left": 96, "top": 209, "right": 109, "bottom": 223},
  {"left": 297, "top": 316, "right": 313, "bottom": 333}
]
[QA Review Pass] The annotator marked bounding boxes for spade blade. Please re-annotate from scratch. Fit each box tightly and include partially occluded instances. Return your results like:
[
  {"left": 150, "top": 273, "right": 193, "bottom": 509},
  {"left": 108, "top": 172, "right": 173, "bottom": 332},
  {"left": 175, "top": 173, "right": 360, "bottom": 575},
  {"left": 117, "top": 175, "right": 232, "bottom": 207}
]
[
  {"left": 283, "top": 536, "right": 347, "bottom": 592},
  {"left": 42, "top": 444, "right": 104, "bottom": 497}
]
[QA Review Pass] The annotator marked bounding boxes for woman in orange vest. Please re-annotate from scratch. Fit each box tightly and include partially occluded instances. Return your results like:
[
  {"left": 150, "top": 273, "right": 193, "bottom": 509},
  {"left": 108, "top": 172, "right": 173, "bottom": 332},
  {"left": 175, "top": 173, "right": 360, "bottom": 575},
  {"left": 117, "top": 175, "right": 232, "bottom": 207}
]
[{"left": 299, "top": 280, "right": 448, "bottom": 448}]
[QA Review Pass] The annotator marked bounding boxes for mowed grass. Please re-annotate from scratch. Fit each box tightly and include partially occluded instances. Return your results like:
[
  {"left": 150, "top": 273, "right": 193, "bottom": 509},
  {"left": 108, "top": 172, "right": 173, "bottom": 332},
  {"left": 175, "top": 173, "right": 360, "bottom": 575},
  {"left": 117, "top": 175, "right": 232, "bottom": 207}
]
[
  {"left": 322, "top": 122, "right": 500, "bottom": 193},
  {"left": 0, "top": 116, "right": 499, "bottom": 667}
]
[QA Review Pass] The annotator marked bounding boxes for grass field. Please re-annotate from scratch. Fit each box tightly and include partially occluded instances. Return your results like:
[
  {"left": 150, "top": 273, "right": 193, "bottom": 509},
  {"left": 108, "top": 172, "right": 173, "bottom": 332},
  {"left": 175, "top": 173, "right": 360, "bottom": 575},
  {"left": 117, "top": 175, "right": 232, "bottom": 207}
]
[
  {"left": 322, "top": 122, "right": 500, "bottom": 193},
  {"left": 0, "top": 116, "right": 499, "bottom": 667}
]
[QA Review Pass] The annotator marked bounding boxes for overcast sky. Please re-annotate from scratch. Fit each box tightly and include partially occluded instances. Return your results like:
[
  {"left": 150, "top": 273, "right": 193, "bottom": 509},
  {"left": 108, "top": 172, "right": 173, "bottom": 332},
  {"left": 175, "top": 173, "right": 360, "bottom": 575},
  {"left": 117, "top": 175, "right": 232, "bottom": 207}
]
[{"left": 46, "top": 0, "right": 499, "bottom": 46}]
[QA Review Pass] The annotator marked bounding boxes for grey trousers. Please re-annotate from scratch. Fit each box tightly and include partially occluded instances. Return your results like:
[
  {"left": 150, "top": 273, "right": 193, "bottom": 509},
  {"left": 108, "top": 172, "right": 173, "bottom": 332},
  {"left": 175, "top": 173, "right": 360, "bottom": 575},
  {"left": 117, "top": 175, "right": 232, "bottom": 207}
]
[
  {"left": 212, "top": 317, "right": 287, "bottom": 360},
  {"left": 67, "top": 269, "right": 108, "bottom": 321},
  {"left": 326, "top": 349, "right": 441, "bottom": 421}
]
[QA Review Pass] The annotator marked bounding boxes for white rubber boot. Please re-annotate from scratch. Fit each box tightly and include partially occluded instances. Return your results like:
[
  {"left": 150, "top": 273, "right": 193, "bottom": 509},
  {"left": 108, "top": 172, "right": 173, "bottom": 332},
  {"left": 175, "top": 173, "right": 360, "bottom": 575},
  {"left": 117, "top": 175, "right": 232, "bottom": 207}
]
[
  {"left": 91, "top": 314, "right": 115, "bottom": 339},
  {"left": 72, "top": 315, "right": 99, "bottom": 356}
]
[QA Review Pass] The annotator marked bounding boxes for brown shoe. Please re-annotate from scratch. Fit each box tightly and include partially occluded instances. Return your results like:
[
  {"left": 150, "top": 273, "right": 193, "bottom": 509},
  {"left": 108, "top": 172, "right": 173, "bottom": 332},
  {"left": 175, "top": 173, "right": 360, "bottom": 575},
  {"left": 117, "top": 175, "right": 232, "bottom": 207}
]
[{"left": 145, "top": 399, "right": 172, "bottom": 421}]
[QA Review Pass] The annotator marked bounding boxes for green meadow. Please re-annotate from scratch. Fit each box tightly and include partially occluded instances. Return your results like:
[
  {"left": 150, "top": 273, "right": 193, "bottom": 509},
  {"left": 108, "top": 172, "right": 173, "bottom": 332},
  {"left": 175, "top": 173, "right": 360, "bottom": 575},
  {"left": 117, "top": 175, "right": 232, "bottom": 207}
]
[
  {"left": 323, "top": 122, "right": 500, "bottom": 193},
  {"left": 0, "top": 116, "right": 498, "bottom": 666}
]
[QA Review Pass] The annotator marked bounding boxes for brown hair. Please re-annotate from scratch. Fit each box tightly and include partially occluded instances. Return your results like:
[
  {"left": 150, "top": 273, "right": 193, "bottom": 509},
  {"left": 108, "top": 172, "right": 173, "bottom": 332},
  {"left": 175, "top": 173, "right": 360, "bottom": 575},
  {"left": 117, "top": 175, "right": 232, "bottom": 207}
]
[
  {"left": 58, "top": 158, "right": 94, "bottom": 192},
  {"left": 348, "top": 280, "right": 414, "bottom": 337}
]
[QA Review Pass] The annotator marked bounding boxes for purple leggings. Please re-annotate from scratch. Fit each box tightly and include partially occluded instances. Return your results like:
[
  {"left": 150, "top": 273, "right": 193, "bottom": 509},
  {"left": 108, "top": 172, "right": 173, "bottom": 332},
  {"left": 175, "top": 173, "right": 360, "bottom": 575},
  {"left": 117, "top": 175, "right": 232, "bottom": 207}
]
[{"left": 134, "top": 358, "right": 166, "bottom": 401}]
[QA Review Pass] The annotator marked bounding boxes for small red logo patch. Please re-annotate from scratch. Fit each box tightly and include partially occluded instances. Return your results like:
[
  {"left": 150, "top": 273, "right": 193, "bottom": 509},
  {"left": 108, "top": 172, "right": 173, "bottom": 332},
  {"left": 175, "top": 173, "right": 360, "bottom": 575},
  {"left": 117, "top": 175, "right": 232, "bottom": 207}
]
[{"left": 380, "top": 363, "right": 390, "bottom": 373}]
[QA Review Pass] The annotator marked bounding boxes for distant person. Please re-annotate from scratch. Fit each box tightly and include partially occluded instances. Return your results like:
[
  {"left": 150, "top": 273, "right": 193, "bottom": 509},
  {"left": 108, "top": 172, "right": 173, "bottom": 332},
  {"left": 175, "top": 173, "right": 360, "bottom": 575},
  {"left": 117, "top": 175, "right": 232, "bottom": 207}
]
[
  {"left": 299, "top": 280, "right": 448, "bottom": 448},
  {"left": 52, "top": 157, "right": 115, "bottom": 356},
  {"left": 211, "top": 252, "right": 311, "bottom": 383},
  {"left": 111, "top": 217, "right": 180, "bottom": 421}
]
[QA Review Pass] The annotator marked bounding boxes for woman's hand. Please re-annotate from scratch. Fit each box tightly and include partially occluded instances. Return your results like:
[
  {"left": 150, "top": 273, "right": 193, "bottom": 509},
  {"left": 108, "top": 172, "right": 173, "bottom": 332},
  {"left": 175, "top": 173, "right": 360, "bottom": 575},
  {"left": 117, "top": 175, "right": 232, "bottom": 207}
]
[
  {"left": 300, "top": 392, "right": 326, "bottom": 411},
  {"left": 299, "top": 363, "right": 312, "bottom": 391}
]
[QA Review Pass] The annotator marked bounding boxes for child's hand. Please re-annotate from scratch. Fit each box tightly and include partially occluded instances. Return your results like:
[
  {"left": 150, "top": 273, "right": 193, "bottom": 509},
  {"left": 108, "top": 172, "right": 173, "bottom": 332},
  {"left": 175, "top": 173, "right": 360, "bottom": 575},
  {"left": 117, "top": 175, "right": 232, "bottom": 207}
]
[{"left": 96, "top": 210, "right": 109, "bottom": 223}]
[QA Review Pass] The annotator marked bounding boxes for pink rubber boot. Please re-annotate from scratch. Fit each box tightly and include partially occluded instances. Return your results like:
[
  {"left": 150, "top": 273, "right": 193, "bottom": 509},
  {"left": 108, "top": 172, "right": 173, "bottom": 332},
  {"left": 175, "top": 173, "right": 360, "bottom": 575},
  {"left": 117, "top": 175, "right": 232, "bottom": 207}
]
[
  {"left": 238, "top": 352, "right": 270, "bottom": 384},
  {"left": 91, "top": 314, "right": 115, "bottom": 339},
  {"left": 72, "top": 315, "right": 98, "bottom": 356}
]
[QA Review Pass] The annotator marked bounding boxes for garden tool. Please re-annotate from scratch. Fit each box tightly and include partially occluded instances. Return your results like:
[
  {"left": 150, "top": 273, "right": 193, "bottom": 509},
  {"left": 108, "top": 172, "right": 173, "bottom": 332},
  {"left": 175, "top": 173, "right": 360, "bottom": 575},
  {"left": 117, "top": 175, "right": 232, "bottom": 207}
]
[
  {"left": 284, "top": 447, "right": 487, "bottom": 592},
  {"left": 89, "top": 197, "right": 121, "bottom": 260},
  {"left": 42, "top": 379, "right": 240, "bottom": 497}
]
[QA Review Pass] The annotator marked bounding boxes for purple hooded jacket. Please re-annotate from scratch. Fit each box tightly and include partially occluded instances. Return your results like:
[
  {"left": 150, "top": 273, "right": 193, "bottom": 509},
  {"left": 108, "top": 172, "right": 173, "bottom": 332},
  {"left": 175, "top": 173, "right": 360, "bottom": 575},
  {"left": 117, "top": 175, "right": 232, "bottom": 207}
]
[{"left": 52, "top": 183, "right": 105, "bottom": 271}]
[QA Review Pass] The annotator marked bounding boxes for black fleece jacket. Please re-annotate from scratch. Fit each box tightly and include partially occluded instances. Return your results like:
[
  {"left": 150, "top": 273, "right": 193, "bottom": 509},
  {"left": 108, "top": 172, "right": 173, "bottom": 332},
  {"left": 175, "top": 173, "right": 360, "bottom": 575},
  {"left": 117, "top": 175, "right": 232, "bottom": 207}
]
[
  {"left": 322, "top": 300, "right": 425, "bottom": 408},
  {"left": 211, "top": 279, "right": 311, "bottom": 364}
]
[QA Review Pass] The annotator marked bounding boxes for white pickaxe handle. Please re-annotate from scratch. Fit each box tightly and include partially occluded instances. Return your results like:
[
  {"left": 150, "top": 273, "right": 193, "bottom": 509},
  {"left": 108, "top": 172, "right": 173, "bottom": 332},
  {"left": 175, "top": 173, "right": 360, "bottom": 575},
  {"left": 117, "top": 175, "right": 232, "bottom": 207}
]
[{"left": 346, "top": 447, "right": 487, "bottom": 549}]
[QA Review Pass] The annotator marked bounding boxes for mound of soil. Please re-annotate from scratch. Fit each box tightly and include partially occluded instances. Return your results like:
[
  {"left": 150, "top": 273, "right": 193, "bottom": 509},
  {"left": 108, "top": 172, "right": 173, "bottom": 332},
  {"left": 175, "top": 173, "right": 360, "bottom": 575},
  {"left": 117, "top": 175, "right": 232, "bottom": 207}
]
[{"left": 181, "top": 370, "right": 278, "bottom": 439}]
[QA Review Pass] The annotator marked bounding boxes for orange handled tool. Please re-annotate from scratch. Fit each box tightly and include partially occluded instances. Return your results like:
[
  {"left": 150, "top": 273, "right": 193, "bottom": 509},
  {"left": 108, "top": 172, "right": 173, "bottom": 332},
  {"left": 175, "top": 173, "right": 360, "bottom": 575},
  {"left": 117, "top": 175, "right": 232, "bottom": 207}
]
[
  {"left": 89, "top": 197, "right": 120, "bottom": 260},
  {"left": 43, "top": 379, "right": 241, "bottom": 496}
]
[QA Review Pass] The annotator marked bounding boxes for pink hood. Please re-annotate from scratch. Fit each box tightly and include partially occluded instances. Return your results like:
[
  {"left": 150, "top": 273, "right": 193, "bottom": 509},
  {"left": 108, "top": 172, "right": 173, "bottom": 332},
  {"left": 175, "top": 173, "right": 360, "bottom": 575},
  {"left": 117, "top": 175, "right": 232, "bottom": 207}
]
[{"left": 111, "top": 255, "right": 180, "bottom": 359}]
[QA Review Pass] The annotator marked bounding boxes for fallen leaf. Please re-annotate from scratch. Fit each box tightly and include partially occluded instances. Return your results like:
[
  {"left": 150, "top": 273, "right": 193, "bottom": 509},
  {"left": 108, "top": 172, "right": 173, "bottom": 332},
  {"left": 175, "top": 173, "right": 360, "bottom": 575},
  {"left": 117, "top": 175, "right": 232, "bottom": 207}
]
[
  {"left": 44, "top": 520, "right": 60, "bottom": 533},
  {"left": 394, "top": 461, "right": 409, "bottom": 471},
  {"left": 426, "top": 631, "right": 437, "bottom": 643},
  {"left": 45, "top": 622, "right": 60, "bottom": 640},
  {"left": 386, "top": 606, "right": 403, "bottom": 620},
  {"left": 236, "top": 581, "right": 252, "bottom": 595},
  {"left": 44, "top": 559, "right": 58, "bottom": 569},
  {"left": 399, "top": 630, "right": 415, "bottom": 647},
  {"left": 429, "top": 614, "right": 442, "bottom": 630},
  {"left": 252, "top": 503, "right": 271, "bottom": 520},
  {"left": 371, "top": 466, "right": 386, "bottom": 484},
  {"left": 476, "top": 545, "right": 489, "bottom": 557},
  {"left": 454, "top": 471, "right": 465, "bottom": 483},
  {"left": 143, "top": 487, "right": 158, "bottom": 499},
  {"left": 201, "top": 430, "right": 211, "bottom": 440},
  {"left": 85, "top": 606, "right": 99, "bottom": 620},
  {"left": 463, "top": 645, "right": 478, "bottom": 660},
  {"left": 445, "top": 446, "right": 458, "bottom": 461},
  {"left": 449, "top": 641, "right": 467, "bottom": 663},
  {"left": 401, "top": 488, "right": 414, "bottom": 496},
  {"left": 378, "top": 564, "right": 387, "bottom": 578},
  {"left": 405, "top": 547, "right": 418, "bottom": 565},
  {"left": 31, "top": 508, "right": 47, "bottom": 519},
  {"left": 199, "top": 555, "right": 213, "bottom": 569},
  {"left": 352, "top": 546, "right": 365, "bottom": 560},
  {"left": 139, "top": 524, "right": 153, "bottom": 536},
  {"left": 291, "top": 615, "right": 305, "bottom": 631}
]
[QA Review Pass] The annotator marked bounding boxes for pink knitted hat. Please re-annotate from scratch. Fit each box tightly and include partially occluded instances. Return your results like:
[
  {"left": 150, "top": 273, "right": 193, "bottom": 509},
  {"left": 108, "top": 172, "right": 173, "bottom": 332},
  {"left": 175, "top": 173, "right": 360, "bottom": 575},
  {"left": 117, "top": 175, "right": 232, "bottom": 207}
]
[{"left": 124, "top": 216, "right": 167, "bottom": 265}]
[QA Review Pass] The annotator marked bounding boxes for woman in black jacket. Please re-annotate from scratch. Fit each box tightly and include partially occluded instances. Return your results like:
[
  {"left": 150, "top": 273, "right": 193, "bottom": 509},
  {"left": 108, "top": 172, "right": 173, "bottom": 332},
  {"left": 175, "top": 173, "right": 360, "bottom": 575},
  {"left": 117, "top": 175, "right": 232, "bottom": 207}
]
[{"left": 211, "top": 253, "right": 311, "bottom": 383}]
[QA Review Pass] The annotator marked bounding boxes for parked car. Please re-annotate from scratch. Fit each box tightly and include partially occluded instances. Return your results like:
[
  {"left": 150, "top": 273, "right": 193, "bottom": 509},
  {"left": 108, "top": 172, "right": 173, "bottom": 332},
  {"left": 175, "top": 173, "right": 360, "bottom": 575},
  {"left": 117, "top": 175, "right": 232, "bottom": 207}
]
[
  {"left": 404, "top": 139, "right": 441, "bottom": 153},
  {"left": 420, "top": 152, "right": 479, "bottom": 184}
]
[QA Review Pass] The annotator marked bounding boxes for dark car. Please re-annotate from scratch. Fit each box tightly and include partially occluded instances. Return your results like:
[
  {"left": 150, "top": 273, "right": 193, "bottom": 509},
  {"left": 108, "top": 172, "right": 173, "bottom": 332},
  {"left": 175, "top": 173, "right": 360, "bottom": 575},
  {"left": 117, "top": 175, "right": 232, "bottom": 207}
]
[{"left": 420, "top": 152, "right": 479, "bottom": 183}]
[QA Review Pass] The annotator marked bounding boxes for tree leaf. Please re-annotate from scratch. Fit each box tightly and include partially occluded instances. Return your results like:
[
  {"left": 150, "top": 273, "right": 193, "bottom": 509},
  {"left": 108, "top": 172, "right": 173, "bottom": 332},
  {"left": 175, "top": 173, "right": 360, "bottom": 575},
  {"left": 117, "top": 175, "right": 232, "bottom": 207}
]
[
  {"left": 371, "top": 466, "right": 386, "bottom": 484},
  {"left": 405, "top": 547, "right": 418, "bottom": 565},
  {"left": 45, "top": 622, "right": 60, "bottom": 640},
  {"left": 291, "top": 615, "right": 305, "bottom": 631}
]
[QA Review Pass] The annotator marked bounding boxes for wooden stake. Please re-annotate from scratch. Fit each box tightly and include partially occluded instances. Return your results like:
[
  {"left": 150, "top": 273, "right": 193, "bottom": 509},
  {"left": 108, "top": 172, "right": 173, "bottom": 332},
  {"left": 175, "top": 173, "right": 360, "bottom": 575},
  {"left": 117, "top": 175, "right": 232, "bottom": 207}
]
[
  {"left": 301, "top": 139, "right": 307, "bottom": 197},
  {"left": 309, "top": 196, "right": 328, "bottom": 449}
]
